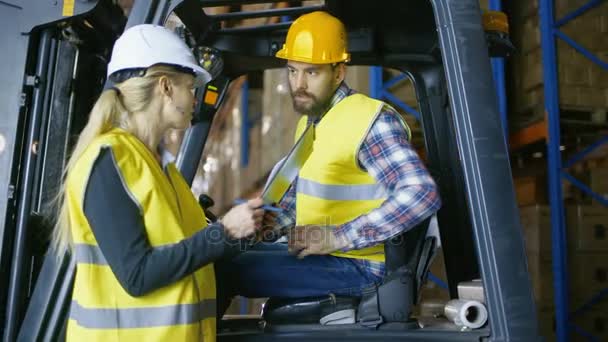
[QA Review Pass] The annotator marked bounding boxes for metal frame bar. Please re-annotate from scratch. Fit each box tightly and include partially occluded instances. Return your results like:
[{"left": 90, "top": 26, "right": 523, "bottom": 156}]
[
  {"left": 489, "top": 0, "right": 508, "bottom": 138},
  {"left": 209, "top": 5, "right": 323, "bottom": 21},
  {"left": 570, "top": 323, "right": 599, "bottom": 342},
  {"left": 218, "top": 21, "right": 291, "bottom": 34},
  {"left": 564, "top": 136, "right": 608, "bottom": 169},
  {"left": 562, "top": 172, "right": 608, "bottom": 207},
  {"left": 554, "top": 30, "right": 608, "bottom": 70},
  {"left": 427, "top": 273, "right": 448, "bottom": 290},
  {"left": 539, "top": 1, "right": 570, "bottom": 341},
  {"left": 570, "top": 288, "right": 608, "bottom": 318},
  {"left": 200, "top": 0, "right": 285, "bottom": 6},
  {"left": 383, "top": 74, "right": 407, "bottom": 90},
  {"left": 554, "top": 0, "right": 603, "bottom": 28},
  {"left": 369, "top": 66, "right": 421, "bottom": 119},
  {"left": 381, "top": 90, "right": 420, "bottom": 120},
  {"left": 539, "top": 0, "right": 608, "bottom": 340},
  {"left": 241, "top": 79, "right": 250, "bottom": 168},
  {"left": 369, "top": 66, "right": 383, "bottom": 99},
  {"left": 3, "top": 29, "right": 55, "bottom": 342}
]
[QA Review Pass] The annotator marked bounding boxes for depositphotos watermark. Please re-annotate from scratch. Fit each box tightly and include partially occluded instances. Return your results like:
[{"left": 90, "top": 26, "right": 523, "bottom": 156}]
[{"left": 203, "top": 223, "right": 408, "bottom": 253}]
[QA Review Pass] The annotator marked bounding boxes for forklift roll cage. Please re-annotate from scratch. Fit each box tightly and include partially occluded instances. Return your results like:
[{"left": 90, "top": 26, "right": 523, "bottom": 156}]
[{"left": 0, "top": 0, "right": 540, "bottom": 341}]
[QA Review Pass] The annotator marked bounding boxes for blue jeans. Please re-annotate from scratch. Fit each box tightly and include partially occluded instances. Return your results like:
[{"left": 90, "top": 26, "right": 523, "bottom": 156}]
[{"left": 215, "top": 243, "right": 382, "bottom": 315}]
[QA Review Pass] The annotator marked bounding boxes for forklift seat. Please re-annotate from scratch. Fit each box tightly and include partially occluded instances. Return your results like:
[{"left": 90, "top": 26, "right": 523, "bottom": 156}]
[{"left": 261, "top": 218, "right": 437, "bottom": 328}]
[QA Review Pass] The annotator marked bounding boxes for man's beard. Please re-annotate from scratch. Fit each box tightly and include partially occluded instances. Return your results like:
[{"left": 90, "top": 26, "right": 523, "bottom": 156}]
[{"left": 290, "top": 89, "right": 333, "bottom": 116}]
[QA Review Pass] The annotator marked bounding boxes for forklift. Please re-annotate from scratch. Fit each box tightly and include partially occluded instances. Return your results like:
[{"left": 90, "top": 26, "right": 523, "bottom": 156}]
[{"left": 0, "top": 0, "right": 542, "bottom": 341}]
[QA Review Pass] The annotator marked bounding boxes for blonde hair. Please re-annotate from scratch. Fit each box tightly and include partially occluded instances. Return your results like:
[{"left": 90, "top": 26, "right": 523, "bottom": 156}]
[{"left": 52, "top": 65, "right": 186, "bottom": 257}]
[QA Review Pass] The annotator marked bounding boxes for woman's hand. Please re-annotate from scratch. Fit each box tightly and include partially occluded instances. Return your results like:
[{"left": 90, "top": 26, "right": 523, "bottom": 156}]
[{"left": 220, "top": 198, "right": 264, "bottom": 239}]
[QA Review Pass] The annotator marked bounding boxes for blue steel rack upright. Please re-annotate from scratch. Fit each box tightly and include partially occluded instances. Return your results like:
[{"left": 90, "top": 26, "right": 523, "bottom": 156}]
[
  {"left": 489, "top": 0, "right": 508, "bottom": 137},
  {"left": 539, "top": 0, "right": 608, "bottom": 341}
]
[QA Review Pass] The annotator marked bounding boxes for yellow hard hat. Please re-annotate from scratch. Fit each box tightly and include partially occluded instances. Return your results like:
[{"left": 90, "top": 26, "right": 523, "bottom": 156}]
[{"left": 276, "top": 11, "right": 350, "bottom": 64}]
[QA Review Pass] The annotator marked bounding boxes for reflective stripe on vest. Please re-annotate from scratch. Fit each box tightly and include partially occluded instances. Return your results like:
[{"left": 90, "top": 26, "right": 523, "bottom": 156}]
[
  {"left": 74, "top": 244, "right": 108, "bottom": 265},
  {"left": 73, "top": 243, "right": 179, "bottom": 266},
  {"left": 70, "top": 299, "right": 216, "bottom": 329},
  {"left": 297, "top": 178, "right": 388, "bottom": 201}
]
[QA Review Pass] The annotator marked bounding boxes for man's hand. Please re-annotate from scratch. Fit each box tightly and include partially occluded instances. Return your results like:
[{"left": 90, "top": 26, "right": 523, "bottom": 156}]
[
  {"left": 255, "top": 210, "right": 279, "bottom": 242},
  {"left": 287, "top": 225, "right": 349, "bottom": 258},
  {"left": 220, "top": 198, "right": 264, "bottom": 239}
]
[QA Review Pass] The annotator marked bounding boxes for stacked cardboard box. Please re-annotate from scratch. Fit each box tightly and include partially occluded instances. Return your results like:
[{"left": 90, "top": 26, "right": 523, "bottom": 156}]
[
  {"left": 513, "top": 153, "right": 607, "bottom": 340},
  {"left": 519, "top": 205, "right": 555, "bottom": 314},
  {"left": 567, "top": 204, "right": 608, "bottom": 336},
  {"left": 518, "top": 203, "right": 608, "bottom": 340},
  {"left": 384, "top": 69, "right": 422, "bottom": 141},
  {"left": 260, "top": 69, "right": 300, "bottom": 176},
  {"left": 570, "top": 302, "right": 608, "bottom": 342},
  {"left": 510, "top": 0, "right": 608, "bottom": 128},
  {"left": 573, "top": 165, "right": 608, "bottom": 207},
  {"left": 417, "top": 248, "right": 450, "bottom": 306}
]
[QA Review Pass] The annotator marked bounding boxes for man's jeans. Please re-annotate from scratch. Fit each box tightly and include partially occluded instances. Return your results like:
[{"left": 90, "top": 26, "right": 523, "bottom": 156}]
[{"left": 215, "top": 242, "right": 382, "bottom": 316}]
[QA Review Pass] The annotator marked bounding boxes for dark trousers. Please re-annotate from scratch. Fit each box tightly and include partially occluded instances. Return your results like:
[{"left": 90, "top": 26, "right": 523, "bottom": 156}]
[{"left": 215, "top": 242, "right": 382, "bottom": 317}]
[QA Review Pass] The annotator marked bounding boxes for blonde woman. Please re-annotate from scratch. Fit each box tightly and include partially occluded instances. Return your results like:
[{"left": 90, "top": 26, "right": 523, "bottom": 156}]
[{"left": 52, "top": 24, "right": 263, "bottom": 341}]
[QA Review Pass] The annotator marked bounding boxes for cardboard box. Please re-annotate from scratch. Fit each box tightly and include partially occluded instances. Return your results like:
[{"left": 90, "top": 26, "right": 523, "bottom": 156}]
[
  {"left": 537, "top": 288, "right": 608, "bottom": 341},
  {"left": 510, "top": 1, "right": 608, "bottom": 121},
  {"left": 571, "top": 308, "right": 608, "bottom": 341},
  {"left": 571, "top": 296, "right": 608, "bottom": 318},
  {"left": 511, "top": 1, "right": 539, "bottom": 21},
  {"left": 566, "top": 205, "right": 608, "bottom": 252},
  {"left": 419, "top": 249, "right": 450, "bottom": 303},
  {"left": 574, "top": 168, "right": 608, "bottom": 207},
  {"left": 344, "top": 65, "right": 371, "bottom": 97},
  {"left": 519, "top": 205, "right": 552, "bottom": 255},
  {"left": 261, "top": 69, "right": 299, "bottom": 175},
  {"left": 515, "top": 176, "right": 548, "bottom": 206},
  {"left": 527, "top": 252, "right": 555, "bottom": 309},
  {"left": 519, "top": 205, "right": 608, "bottom": 255},
  {"left": 537, "top": 308, "right": 556, "bottom": 342},
  {"left": 569, "top": 251, "right": 608, "bottom": 295}
]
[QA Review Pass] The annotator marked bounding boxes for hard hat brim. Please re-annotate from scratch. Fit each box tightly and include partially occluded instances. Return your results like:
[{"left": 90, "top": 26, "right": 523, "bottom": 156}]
[
  {"left": 275, "top": 48, "right": 350, "bottom": 64},
  {"left": 187, "top": 63, "right": 212, "bottom": 88}
]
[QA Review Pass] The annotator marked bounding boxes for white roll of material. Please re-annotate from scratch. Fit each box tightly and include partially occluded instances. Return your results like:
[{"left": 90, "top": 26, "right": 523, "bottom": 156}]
[{"left": 444, "top": 299, "right": 488, "bottom": 329}]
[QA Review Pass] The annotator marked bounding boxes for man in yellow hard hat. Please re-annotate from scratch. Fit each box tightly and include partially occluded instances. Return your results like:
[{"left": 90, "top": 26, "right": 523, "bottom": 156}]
[{"left": 217, "top": 11, "right": 441, "bottom": 316}]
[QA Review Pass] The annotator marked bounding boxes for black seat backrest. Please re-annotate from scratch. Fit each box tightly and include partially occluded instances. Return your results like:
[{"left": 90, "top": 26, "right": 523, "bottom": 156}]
[
  {"left": 383, "top": 217, "right": 436, "bottom": 300},
  {"left": 358, "top": 217, "right": 436, "bottom": 327},
  {"left": 384, "top": 217, "right": 431, "bottom": 273}
]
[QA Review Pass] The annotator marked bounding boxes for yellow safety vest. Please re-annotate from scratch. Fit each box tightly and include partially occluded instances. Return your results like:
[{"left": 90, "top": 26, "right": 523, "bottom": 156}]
[
  {"left": 65, "top": 128, "right": 216, "bottom": 342},
  {"left": 295, "top": 94, "right": 411, "bottom": 263}
]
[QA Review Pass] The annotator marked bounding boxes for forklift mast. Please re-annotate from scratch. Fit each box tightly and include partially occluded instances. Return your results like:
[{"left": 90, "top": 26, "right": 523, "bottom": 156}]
[{"left": 0, "top": 1, "right": 540, "bottom": 341}]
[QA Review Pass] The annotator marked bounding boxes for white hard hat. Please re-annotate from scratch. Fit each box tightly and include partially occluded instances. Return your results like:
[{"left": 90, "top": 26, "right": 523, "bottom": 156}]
[{"left": 107, "top": 24, "right": 210, "bottom": 87}]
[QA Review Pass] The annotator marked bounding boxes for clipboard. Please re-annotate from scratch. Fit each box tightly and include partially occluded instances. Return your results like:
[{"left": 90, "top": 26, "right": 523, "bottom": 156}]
[{"left": 261, "top": 124, "right": 315, "bottom": 204}]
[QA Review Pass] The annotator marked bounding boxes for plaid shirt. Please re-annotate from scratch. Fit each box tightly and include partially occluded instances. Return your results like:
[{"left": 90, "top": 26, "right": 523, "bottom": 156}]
[{"left": 275, "top": 82, "right": 441, "bottom": 278}]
